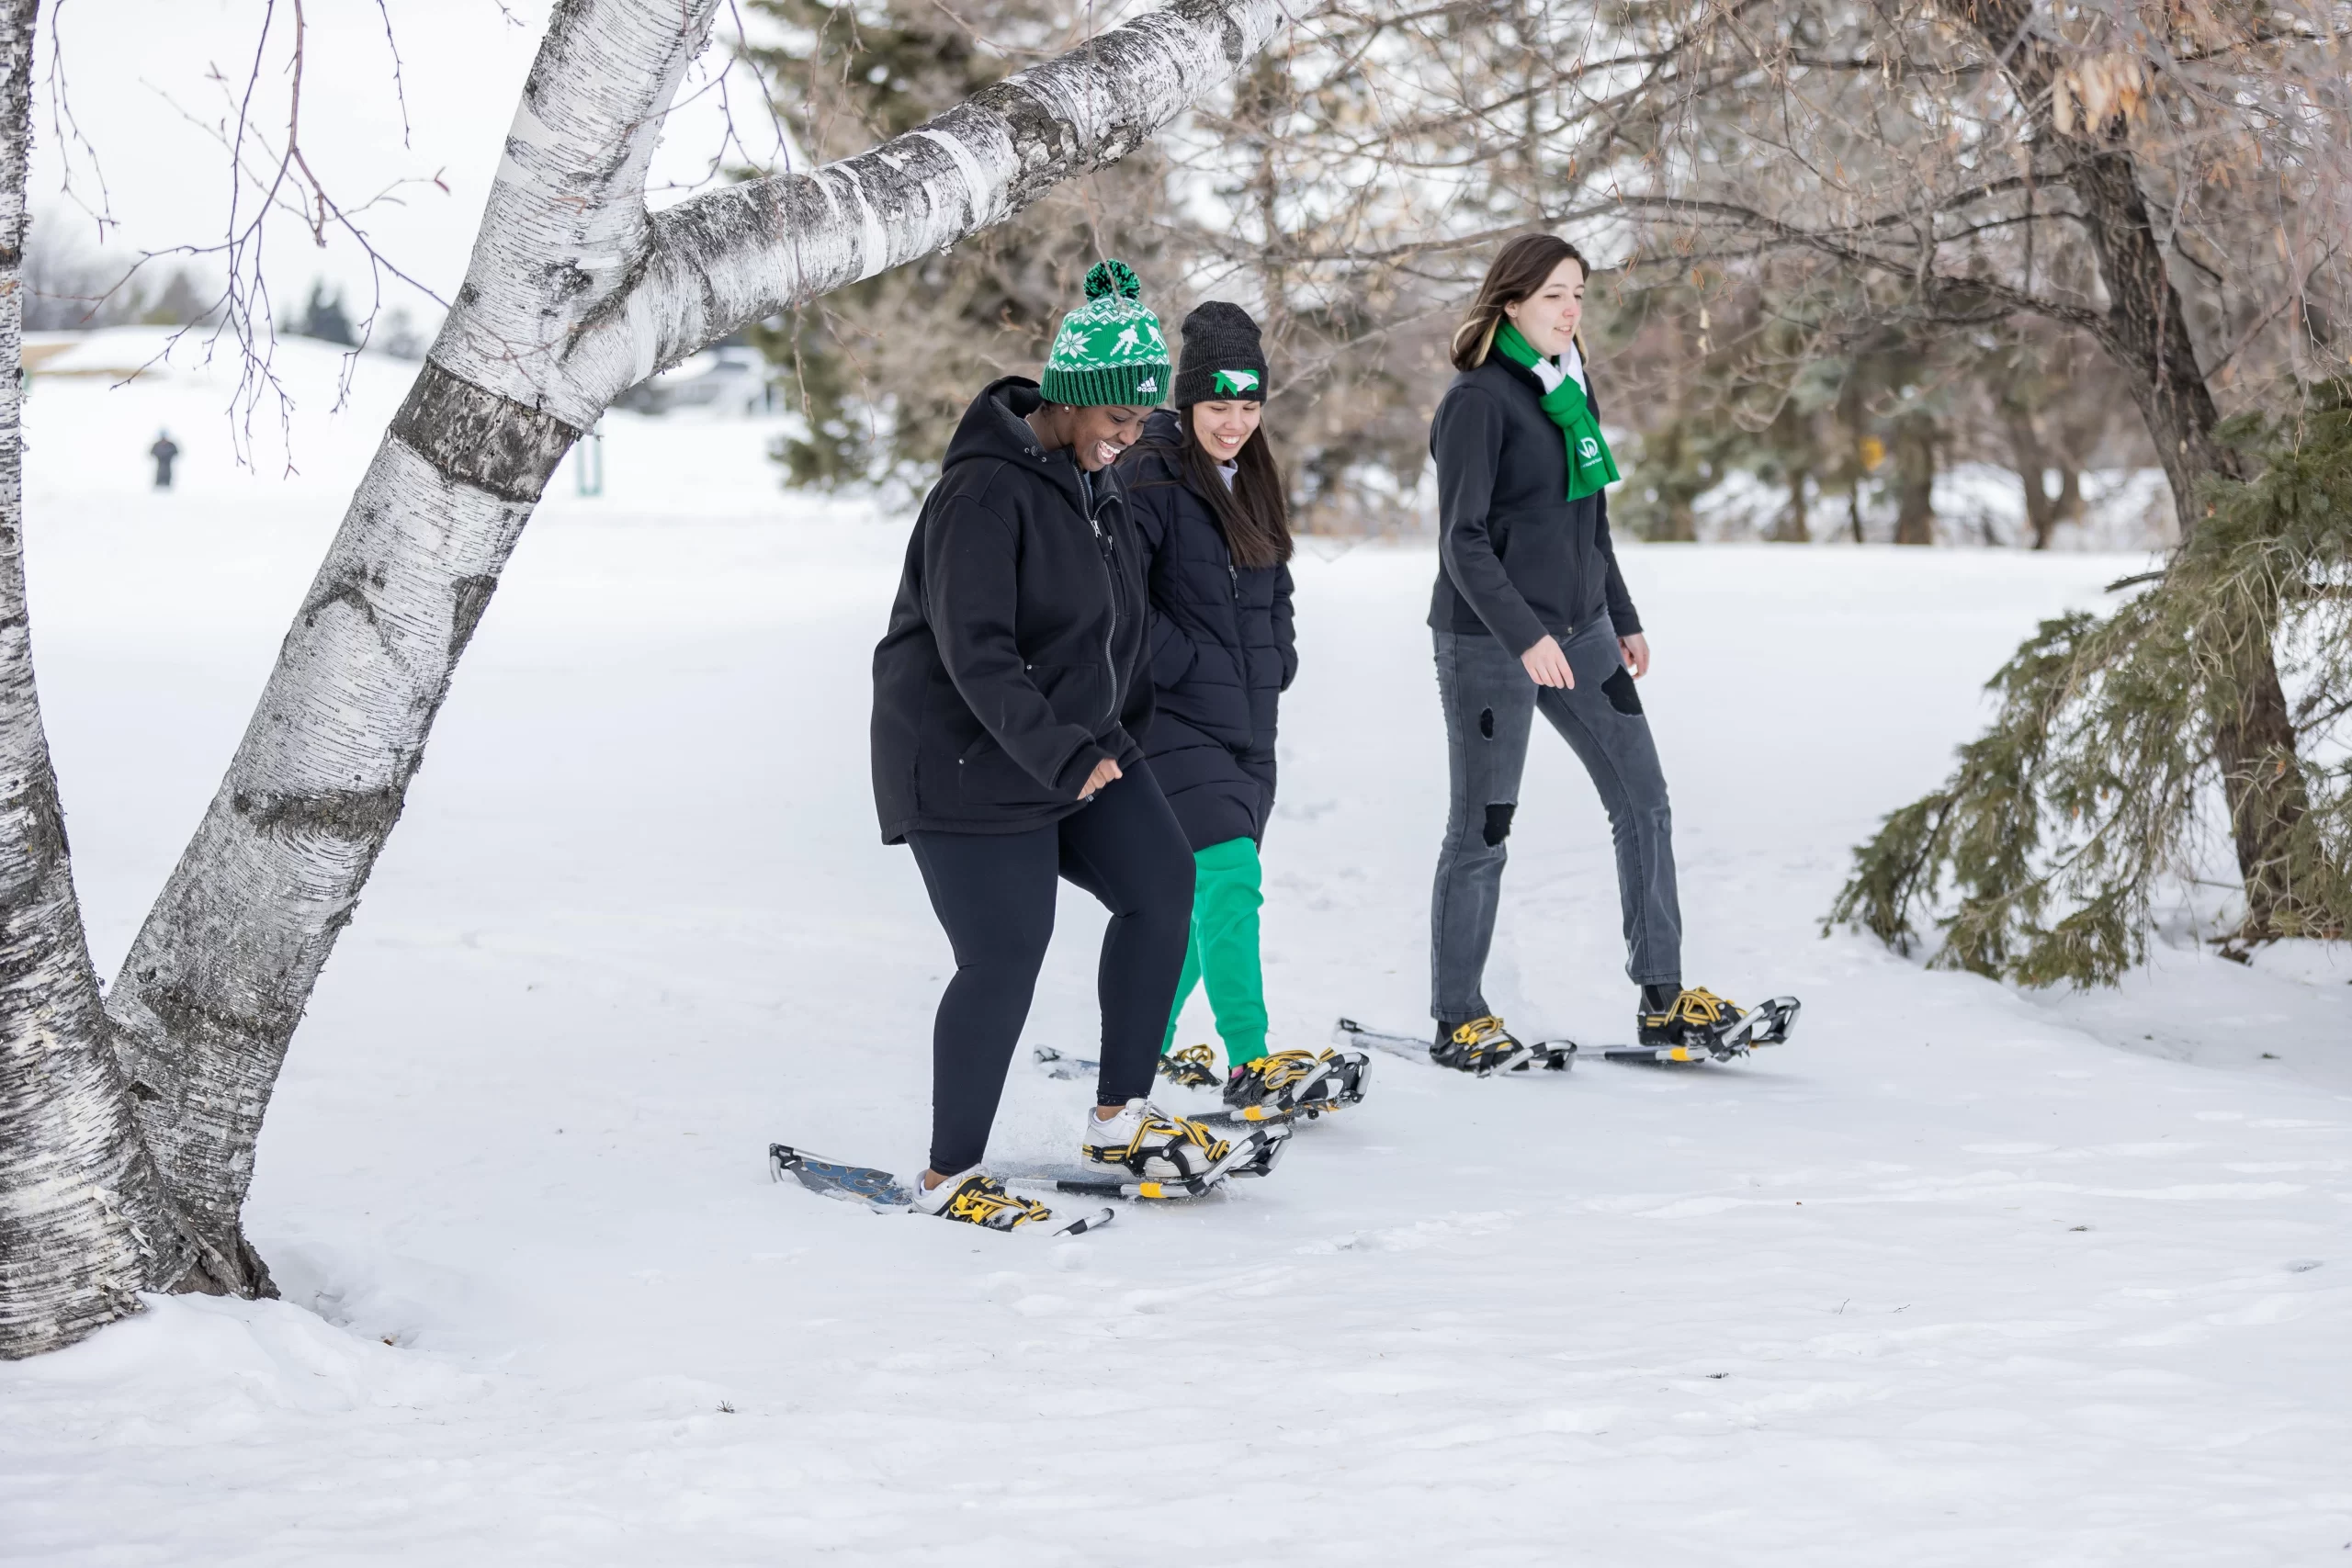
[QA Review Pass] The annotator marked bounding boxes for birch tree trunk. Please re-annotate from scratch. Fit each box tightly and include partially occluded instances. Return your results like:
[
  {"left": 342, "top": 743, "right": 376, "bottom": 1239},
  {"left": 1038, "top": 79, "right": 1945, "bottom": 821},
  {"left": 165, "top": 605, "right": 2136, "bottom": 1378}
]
[
  {"left": 104, "top": 0, "right": 1285, "bottom": 1290},
  {"left": 0, "top": 0, "right": 209, "bottom": 1359}
]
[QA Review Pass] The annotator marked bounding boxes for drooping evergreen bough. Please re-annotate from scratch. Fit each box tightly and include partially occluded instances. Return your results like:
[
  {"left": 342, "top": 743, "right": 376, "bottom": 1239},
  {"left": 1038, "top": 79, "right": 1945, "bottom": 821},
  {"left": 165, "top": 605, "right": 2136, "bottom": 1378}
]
[{"left": 1828, "top": 379, "right": 2352, "bottom": 987}]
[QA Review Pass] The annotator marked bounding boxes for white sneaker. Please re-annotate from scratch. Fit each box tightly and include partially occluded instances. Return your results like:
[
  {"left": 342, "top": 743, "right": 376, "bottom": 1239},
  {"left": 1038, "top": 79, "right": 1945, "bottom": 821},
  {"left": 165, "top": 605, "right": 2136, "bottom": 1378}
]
[
  {"left": 909, "top": 1167, "right": 1055, "bottom": 1231},
  {"left": 1079, "top": 1099, "right": 1233, "bottom": 1180}
]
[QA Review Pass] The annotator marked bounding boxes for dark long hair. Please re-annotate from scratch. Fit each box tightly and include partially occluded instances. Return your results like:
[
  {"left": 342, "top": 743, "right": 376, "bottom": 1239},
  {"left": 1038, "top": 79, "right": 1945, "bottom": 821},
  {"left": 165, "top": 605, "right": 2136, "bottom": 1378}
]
[
  {"left": 1132, "top": 409, "right": 1294, "bottom": 570},
  {"left": 1450, "top": 233, "right": 1590, "bottom": 372}
]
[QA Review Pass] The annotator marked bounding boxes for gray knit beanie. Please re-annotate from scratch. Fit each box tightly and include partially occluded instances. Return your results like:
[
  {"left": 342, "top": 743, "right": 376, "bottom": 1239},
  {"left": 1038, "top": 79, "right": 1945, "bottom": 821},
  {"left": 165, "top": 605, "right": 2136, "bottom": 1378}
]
[{"left": 1173, "top": 301, "right": 1270, "bottom": 406}]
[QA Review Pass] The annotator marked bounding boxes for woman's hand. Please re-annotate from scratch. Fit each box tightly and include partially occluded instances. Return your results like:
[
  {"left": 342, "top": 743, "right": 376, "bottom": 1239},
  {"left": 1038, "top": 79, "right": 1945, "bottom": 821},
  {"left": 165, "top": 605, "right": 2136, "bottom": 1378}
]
[
  {"left": 1079, "top": 757, "right": 1124, "bottom": 799},
  {"left": 1619, "top": 633, "right": 1651, "bottom": 678},
  {"left": 1521, "top": 636, "right": 1575, "bottom": 689}
]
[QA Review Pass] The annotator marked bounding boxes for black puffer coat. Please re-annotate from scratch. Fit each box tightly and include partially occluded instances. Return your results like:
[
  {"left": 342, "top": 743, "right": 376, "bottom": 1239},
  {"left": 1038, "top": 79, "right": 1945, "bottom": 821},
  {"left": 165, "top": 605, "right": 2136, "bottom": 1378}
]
[
  {"left": 1121, "top": 409, "right": 1297, "bottom": 851},
  {"left": 1427, "top": 355, "right": 1641, "bottom": 652},
  {"left": 870, "top": 377, "right": 1151, "bottom": 843}
]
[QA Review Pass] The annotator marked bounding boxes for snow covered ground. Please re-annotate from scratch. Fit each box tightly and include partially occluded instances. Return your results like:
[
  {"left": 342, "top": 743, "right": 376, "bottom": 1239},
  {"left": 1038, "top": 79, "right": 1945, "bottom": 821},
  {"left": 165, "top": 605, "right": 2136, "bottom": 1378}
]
[{"left": 5, "top": 343, "right": 2348, "bottom": 1565}]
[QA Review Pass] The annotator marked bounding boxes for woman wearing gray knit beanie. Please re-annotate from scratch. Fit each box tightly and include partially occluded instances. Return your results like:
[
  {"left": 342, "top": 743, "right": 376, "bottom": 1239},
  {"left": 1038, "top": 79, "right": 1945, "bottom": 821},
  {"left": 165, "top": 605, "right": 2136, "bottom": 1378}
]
[{"left": 1116, "top": 303, "right": 1372, "bottom": 1122}]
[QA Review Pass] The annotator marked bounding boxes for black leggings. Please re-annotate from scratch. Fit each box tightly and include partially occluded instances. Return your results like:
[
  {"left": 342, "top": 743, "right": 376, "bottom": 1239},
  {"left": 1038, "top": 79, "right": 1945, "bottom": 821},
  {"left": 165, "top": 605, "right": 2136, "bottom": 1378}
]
[{"left": 906, "top": 765, "right": 1195, "bottom": 1175}]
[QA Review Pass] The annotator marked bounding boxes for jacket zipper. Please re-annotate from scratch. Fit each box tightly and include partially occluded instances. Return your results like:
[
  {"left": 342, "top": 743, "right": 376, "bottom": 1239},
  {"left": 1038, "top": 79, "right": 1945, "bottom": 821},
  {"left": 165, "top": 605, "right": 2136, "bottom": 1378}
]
[{"left": 1087, "top": 495, "right": 1120, "bottom": 731}]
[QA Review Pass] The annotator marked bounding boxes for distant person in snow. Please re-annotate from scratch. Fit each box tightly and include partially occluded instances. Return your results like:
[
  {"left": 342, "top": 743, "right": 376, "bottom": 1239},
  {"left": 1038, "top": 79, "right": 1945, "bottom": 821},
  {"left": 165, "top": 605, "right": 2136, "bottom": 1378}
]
[
  {"left": 1115, "top": 302, "right": 1367, "bottom": 1120},
  {"left": 870, "top": 261, "right": 1281, "bottom": 1233},
  {"left": 149, "top": 430, "right": 180, "bottom": 490},
  {"left": 1425, "top": 233, "right": 1779, "bottom": 1068}
]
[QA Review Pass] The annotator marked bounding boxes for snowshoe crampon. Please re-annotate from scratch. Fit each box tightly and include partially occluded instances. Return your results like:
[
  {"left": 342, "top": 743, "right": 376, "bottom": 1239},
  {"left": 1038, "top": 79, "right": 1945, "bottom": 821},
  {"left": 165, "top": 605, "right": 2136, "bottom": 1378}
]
[
  {"left": 1223, "top": 1120, "right": 1292, "bottom": 1178},
  {"left": 1724, "top": 995, "right": 1800, "bottom": 1049}
]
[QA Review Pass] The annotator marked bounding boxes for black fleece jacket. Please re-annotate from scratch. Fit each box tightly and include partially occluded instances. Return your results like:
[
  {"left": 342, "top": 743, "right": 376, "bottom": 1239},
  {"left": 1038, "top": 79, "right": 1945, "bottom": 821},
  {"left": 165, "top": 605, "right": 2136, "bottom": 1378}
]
[
  {"left": 1427, "top": 355, "right": 1640, "bottom": 651},
  {"left": 871, "top": 377, "right": 1151, "bottom": 843},
  {"left": 1121, "top": 409, "right": 1297, "bottom": 851}
]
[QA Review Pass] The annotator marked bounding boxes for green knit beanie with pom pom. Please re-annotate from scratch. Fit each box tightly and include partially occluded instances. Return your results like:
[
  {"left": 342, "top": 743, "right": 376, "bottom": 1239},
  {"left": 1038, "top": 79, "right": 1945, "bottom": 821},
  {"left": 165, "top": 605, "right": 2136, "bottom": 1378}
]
[{"left": 1040, "top": 259, "right": 1171, "bottom": 408}]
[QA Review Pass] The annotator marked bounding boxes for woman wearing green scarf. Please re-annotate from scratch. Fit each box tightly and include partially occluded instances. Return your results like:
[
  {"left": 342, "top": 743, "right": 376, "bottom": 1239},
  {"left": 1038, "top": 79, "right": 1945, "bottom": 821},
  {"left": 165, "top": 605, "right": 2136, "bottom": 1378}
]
[{"left": 1424, "top": 233, "right": 1765, "bottom": 1069}]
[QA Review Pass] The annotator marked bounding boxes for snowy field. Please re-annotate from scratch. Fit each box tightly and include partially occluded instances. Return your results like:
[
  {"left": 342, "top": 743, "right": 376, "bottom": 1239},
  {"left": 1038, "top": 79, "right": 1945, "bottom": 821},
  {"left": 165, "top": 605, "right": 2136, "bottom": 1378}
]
[{"left": 4, "top": 339, "right": 2349, "bottom": 1565}]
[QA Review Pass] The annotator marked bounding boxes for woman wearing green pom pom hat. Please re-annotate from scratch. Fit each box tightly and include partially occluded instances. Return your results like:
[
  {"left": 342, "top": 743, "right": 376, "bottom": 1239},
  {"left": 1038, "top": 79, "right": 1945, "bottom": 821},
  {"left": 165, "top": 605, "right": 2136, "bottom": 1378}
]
[{"left": 871, "top": 260, "right": 1261, "bottom": 1229}]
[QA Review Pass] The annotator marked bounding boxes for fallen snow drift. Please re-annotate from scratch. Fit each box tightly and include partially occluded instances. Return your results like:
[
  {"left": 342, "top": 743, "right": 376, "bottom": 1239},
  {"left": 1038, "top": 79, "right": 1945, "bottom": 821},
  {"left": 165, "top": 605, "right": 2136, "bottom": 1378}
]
[{"left": 4, "top": 367, "right": 2346, "bottom": 1565}]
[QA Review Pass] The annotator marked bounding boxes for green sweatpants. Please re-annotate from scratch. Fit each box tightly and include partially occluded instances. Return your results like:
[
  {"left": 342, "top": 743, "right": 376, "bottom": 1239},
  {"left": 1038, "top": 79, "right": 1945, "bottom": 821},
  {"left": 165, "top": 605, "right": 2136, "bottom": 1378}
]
[{"left": 1161, "top": 835, "right": 1270, "bottom": 1068}]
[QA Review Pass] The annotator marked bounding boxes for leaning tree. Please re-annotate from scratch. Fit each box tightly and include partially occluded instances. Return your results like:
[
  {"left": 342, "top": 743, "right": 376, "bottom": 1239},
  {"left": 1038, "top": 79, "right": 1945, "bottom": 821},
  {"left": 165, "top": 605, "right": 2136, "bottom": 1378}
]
[
  {"left": 0, "top": 0, "right": 1287, "bottom": 1358},
  {"left": 0, "top": 0, "right": 207, "bottom": 1355},
  {"left": 1562, "top": 0, "right": 2350, "bottom": 951}
]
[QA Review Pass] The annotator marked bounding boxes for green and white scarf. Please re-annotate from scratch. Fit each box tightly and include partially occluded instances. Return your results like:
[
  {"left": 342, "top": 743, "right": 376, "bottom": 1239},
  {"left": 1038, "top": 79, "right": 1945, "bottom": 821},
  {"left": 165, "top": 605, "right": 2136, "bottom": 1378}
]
[{"left": 1491, "top": 321, "right": 1620, "bottom": 502}]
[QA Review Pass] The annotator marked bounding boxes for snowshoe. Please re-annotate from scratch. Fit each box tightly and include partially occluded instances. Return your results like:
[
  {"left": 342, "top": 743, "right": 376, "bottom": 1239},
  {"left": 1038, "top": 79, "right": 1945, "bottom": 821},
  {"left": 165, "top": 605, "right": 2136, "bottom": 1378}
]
[
  {"left": 1158, "top": 1043, "right": 1223, "bottom": 1089},
  {"left": 1221, "top": 1046, "right": 1372, "bottom": 1122},
  {"left": 1607, "top": 989, "right": 1802, "bottom": 1065},
  {"left": 1332, "top": 1018, "right": 1574, "bottom": 1074},
  {"left": 767, "top": 1145, "right": 1114, "bottom": 1235}
]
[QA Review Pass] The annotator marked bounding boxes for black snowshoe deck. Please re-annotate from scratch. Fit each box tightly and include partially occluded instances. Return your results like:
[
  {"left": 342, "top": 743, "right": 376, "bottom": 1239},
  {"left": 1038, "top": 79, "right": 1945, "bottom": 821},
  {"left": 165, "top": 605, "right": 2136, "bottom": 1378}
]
[
  {"left": 1600, "top": 996, "right": 1803, "bottom": 1065},
  {"left": 768, "top": 1144, "right": 1119, "bottom": 1232},
  {"left": 1332, "top": 1018, "right": 1575, "bottom": 1075}
]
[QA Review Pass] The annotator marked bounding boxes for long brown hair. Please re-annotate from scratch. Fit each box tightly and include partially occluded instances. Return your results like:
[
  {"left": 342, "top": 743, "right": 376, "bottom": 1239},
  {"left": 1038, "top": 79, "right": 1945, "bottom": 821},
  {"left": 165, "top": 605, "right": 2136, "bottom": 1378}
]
[
  {"left": 1450, "top": 233, "right": 1590, "bottom": 372},
  {"left": 1131, "top": 409, "right": 1294, "bottom": 570}
]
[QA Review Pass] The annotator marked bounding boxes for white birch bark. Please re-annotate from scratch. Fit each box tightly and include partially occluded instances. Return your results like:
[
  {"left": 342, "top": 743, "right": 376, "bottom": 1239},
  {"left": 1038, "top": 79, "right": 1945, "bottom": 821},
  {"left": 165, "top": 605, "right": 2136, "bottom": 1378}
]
[
  {"left": 105, "top": 0, "right": 1285, "bottom": 1289},
  {"left": 0, "top": 0, "right": 206, "bottom": 1358}
]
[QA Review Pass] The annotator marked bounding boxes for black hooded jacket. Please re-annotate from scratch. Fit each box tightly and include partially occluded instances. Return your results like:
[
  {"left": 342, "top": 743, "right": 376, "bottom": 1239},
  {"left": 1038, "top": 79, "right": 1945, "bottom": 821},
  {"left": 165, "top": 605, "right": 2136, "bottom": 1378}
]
[
  {"left": 871, "top": 377, "right": 1151, "bottom": 843},
  {"left": 1121, "top": 409, "right": 1297, "bottom": 850},
  {"left": 1427, "top": 355, "right": 1641, "bottom": 651}
]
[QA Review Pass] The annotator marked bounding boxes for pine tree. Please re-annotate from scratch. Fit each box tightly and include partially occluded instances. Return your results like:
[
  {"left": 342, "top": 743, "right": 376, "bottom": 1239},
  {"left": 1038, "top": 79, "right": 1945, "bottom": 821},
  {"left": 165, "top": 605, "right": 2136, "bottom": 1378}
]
[
  {"left": 1828, "top": 380, "right": 2352, "bottom": 982},
  {"left": 289, "top": 279, "right": 356, "bottom": 347}
]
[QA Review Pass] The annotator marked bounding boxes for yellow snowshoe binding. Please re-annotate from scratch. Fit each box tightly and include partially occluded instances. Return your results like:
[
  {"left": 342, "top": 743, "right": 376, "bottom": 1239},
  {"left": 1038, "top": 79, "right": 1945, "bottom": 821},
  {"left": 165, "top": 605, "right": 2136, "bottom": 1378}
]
[
  {"left": 1156, "top": 1043, "right": 1223, "bottom": 1090},
  {"left": 1080, "top": 1100, "right": 1237, "bottom": 1182},
  {"left": 1637, "top": 987, "right": 1746, "bottom": 1060},
  {"left": 1430, "top": 1015, "right": 1541, "bottom": 1076},
  {"left": 915, "top": 1171, "right": 1057, "bottom": 1231}
]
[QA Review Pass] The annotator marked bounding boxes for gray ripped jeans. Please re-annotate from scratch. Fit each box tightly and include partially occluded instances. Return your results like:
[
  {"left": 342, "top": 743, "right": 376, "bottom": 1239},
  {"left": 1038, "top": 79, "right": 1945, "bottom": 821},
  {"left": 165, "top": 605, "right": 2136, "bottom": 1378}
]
[{"left": 1430, "top": 622, "right": 1681, "bottom": 1024}]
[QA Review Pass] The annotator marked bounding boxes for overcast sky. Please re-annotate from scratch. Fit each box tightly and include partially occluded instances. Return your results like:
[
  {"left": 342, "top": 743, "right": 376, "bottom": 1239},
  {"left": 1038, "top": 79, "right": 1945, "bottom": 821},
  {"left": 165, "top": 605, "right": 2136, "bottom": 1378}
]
[{"left": 30, "top": 1, "right": 796, "bottom": 333}]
